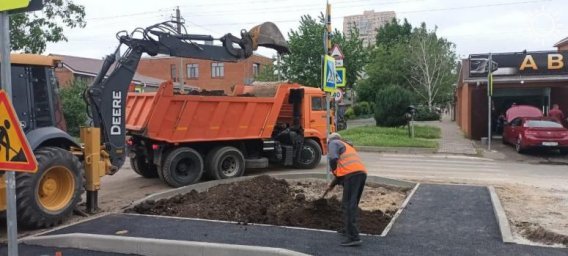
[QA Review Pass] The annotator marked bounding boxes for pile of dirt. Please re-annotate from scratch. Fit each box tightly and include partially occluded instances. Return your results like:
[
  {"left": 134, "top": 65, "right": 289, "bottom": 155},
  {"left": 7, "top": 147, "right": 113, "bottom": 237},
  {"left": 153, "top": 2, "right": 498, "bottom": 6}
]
[
  {"left": 517, "top": 222, "right": 568, "bottom": 246},
  {"left": 129, "top": 175, "right": 394, "bottom": 234}
]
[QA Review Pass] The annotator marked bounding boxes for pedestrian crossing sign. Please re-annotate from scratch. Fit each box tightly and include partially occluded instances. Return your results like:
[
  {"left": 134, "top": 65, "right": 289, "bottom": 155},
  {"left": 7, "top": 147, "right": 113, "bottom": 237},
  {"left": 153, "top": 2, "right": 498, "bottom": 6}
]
[
  {"left": 0, "top": 90, "right": 37, "bottom": 173},
  {"left": 336, "top": 67, "right": 346, "bottom": 87},
  {"left": 323, "top": 55, "right": 336, "bottom": 92}
]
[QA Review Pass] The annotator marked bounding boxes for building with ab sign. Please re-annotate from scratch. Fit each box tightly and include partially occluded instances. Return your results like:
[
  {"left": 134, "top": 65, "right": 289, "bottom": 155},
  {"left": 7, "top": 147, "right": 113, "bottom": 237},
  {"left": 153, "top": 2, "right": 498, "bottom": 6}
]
[{"left": 455, "top": 37, "right": 568, "bottom": 139}]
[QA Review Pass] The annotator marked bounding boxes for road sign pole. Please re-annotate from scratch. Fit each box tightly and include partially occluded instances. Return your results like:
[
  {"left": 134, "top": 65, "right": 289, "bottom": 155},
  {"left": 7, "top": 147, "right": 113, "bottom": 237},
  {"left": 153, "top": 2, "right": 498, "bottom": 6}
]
[
  {"left": 0, "top": 11, "right": 19, "bottom": 256},
  {"left": 324, "top": 2, "right": 332, "bottom": 181}
]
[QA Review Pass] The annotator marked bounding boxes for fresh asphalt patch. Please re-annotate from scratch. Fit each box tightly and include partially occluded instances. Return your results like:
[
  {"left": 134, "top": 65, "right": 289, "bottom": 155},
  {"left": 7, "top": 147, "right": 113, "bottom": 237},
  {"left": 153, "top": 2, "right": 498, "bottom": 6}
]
[{"left": 32, "top": 184, "right": 567, "bottom": 256}]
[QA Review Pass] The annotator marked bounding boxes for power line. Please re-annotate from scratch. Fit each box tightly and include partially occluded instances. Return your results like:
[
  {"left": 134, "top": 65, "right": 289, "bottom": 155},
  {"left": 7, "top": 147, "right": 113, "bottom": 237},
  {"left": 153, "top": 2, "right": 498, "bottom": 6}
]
[
  {"left": 184, "top": 0, "right": 418, "bottom": 17},
  {"left": 196, "top": 0, "right": 552, "bottom": 27}
]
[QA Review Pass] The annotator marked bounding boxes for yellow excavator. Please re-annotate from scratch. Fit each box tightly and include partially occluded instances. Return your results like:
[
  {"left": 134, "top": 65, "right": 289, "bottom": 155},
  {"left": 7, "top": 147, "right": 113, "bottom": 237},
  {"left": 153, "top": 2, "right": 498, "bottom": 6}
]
[{"left": 0, "top": 21, "right": 289, "bottom": 228}]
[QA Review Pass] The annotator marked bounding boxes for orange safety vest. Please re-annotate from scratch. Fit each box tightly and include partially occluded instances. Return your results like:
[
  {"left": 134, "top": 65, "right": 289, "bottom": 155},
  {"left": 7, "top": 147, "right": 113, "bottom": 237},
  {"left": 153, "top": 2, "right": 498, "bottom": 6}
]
[{"left": 333, "top": 141, "right": 367, "bottom": 177}]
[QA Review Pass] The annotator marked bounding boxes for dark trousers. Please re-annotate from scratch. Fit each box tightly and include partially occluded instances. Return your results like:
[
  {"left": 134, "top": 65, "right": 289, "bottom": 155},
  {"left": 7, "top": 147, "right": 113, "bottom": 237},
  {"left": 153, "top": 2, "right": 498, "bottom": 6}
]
[{"left": 342, "top": 172, "right": 367, "bottom": 241}]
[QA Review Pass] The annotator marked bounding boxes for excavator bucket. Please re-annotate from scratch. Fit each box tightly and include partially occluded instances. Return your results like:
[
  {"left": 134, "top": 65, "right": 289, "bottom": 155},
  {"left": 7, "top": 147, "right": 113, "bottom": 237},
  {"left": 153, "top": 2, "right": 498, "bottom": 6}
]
[{"left": 248, "top": 22, "right": 290, "bottom": 54}]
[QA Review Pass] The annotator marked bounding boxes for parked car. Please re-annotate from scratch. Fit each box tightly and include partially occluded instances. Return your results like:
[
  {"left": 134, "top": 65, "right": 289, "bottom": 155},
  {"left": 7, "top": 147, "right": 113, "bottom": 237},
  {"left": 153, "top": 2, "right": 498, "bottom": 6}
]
[
  {"left": 503, "top": 117, "right": 568, "bottom": 154},
  {"left": 502, "top": 105, "right": 568, "bottom": 154}
]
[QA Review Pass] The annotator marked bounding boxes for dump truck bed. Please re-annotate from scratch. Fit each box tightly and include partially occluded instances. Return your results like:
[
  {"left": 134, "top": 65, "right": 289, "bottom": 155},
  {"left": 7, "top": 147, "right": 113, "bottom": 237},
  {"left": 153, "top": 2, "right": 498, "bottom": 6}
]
[{"left": 126, "top": 82, "right": 297, "bottom": 143}]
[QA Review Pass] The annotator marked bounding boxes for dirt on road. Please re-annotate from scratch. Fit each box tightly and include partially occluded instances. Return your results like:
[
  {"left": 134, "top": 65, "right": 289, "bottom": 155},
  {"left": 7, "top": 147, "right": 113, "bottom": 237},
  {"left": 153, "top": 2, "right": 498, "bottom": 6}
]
[
  {"left": 496, "top": 185, "right": 568, "bottom": 246},
  {"left": 129, "top": 175, "right": 409, "bottom": 235}
]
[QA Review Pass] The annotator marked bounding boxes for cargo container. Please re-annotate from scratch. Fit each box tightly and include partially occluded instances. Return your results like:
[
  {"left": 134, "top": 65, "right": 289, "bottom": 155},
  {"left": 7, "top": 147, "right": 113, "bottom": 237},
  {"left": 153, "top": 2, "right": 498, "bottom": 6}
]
[{"left": 125, "top": 81, "right": 330, "bottom": 187}]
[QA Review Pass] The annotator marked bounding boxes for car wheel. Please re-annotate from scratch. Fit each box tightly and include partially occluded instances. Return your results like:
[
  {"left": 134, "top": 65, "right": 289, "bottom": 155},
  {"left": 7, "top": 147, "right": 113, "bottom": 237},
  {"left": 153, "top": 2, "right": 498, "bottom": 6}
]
[{"left": 515, "top": 137, "right": 525, "bottom": 153}]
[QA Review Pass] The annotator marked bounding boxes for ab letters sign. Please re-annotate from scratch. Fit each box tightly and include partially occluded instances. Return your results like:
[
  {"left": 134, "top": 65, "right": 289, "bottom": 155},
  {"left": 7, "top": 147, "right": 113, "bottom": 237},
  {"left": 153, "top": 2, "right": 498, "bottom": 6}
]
[{"left": 469, "top": 51, "right": 568, "bottom": 77}]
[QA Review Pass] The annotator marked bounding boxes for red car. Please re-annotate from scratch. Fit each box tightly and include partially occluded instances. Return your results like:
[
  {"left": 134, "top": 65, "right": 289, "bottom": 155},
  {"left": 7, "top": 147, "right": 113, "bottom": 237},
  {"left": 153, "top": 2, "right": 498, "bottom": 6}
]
[{"left": 502, "top": 106, "right": 568, "bottom": 153}]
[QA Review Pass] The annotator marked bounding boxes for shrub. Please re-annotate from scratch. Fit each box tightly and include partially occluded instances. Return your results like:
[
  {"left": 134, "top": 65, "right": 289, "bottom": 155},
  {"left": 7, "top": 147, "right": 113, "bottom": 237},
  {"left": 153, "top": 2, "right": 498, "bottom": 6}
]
[
  {"left": 414, "top": 106, "right": 440, "bottom": 121},
  {"left": 344, "top": 107, "right": 356, "bottom": 120},
  {"left": 374, "top": 85, "right": 414, "bottom": 127},
  {"left": 60, "top": 80, "right": 88, "bottom": 137},
  {"left": 353, "top": 101, "right": 371, "bottom": 116}
]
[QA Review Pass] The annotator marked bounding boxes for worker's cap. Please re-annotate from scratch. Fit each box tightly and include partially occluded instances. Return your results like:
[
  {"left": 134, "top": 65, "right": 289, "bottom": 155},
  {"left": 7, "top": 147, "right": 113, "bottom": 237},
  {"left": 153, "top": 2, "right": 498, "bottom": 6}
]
[{"left": 327, "top": 132, "right": 342, "bottom": 143}]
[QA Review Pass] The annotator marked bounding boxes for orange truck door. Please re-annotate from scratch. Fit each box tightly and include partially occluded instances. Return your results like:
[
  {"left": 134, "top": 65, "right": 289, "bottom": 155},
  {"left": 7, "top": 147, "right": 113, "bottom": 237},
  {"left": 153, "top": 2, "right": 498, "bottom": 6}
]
[{"left": 307, "top": 95, "right": 328, "bottom": 137}]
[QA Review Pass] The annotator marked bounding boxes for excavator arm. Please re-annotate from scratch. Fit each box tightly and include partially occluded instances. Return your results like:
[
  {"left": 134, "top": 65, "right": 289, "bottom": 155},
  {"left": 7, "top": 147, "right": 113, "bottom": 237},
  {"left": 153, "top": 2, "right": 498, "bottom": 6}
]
[{"left": 81, "top": 21, "right": 289, "bottom": 212}]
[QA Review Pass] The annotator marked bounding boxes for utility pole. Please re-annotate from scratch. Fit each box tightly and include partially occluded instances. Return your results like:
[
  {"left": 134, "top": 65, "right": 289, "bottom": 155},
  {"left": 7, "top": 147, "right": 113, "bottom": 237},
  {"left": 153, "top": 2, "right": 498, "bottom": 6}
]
[{"left": 175, "top": 6, "right": 185, "bottom": 92}]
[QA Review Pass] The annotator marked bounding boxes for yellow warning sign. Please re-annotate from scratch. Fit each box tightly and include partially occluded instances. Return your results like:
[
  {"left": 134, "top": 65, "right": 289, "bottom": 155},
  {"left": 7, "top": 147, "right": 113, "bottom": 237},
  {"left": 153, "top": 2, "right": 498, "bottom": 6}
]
[
  {"left": 0, "top": 0, "right": 30, "bottom": 12},
  {"left": 0, "top": 90, "right": 37, "bottom": 172}
]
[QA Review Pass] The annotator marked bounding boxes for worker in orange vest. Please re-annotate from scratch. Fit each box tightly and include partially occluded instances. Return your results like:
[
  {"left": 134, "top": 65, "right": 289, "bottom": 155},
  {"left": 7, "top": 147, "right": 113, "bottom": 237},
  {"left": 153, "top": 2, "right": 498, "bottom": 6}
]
[{"left": 323, "top": 132, "right": 367, "bottom": 247}]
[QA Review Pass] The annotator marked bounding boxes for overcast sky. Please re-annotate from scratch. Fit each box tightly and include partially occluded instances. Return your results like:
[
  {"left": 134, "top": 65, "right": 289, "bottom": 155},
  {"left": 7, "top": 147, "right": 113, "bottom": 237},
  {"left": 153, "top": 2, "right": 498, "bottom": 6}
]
[{"left": 44, "top": 0, "right": 567, "bottom": 59}]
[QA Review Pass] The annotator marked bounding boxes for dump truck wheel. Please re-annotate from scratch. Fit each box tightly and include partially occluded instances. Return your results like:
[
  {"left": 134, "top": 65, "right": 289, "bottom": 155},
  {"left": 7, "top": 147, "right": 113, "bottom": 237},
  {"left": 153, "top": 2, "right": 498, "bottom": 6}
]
[
  {"left": 15, "top": 147, "right": 84, "bottom": 228},
  {"left": 130, "top": 156, "right": 158, "bottom": 178},
  {"left": 206, "top": 146, "right": 245, "bottom": 180},
  {"left": 161, "top": 147, "right": 204, "bottom": 187},
  {"left": 294, "top": 139, "right": 322, "bottom": 169}
]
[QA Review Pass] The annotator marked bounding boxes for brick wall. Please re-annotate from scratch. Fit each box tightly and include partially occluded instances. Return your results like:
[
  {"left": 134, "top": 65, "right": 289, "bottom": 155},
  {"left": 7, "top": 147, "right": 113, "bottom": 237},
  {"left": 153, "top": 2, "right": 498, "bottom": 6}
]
[
  {"left": 136, "top": 55, "right": 272, "bottom": 93},
  {"left": 55, "top": 67, "right": 74, "bottom": 88}
]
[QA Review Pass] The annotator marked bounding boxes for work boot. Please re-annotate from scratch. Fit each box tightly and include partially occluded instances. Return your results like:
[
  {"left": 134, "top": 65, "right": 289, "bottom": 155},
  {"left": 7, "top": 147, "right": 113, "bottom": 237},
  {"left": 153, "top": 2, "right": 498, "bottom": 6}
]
[{"left": 340, "top": 238, "right": 362, "bottom": 247}]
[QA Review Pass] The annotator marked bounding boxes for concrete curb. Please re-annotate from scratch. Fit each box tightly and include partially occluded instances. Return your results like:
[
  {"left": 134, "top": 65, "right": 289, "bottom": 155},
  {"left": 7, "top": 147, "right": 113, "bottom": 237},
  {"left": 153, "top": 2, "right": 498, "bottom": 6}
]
[
  {"left": 356, "top": 146, "right": 437, "bottom": 154},
  {"left": 22, "top": 233, "right": 309, "bottom": 256},
  {"left": 380, "top": 183, "right": 420, "bottom": 237},
  {"left": 127, "top": 172, "right": 416, "bottom": 210},
  {"left": 487, "top": 186, "right": 514, "bottom": 243}
]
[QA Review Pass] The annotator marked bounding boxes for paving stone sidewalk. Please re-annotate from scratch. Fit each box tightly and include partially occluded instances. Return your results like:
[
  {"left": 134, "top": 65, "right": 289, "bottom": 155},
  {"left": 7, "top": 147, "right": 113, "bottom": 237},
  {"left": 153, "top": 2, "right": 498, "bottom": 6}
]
[{"left": 418, "top": 115, "right": 477, "bottom": 155}]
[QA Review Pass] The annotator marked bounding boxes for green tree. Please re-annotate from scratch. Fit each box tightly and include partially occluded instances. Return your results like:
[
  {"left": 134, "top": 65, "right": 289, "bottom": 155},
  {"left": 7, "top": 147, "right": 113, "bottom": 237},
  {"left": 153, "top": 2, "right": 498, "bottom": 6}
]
[
  {"left": 281, "top": 15, "right": 323, "bottom": 87},
  {"left": 10, "top": 0, "right": 86, "bottom": 53},
  {"left": 356, "top": 18, "right": 413, "bottom": 103},
  {"left": 281, "top": 14, "right": 367, "bottom": 87},
  {"left": 374, "top": 85, "right": 414, "bottom": 127},
  {"left": 60, "top": 79, "right": 88, "bottom": 137},
  {"left": 407, "top": 23, "right": 457, "bottom": 109}
]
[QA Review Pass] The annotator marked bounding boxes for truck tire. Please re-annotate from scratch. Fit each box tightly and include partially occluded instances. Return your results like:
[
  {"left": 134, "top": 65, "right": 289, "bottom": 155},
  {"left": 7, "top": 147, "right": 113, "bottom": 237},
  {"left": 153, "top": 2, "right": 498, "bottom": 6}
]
[
  {"left": 130, "top": 157, "right": 158, "bottom": 178},
  {"left": 15, "top": 147, "right": 84, "bottom": 228},
  {"left": 206, "top": 146, "right": 245, "bottom": 180},
  {"left": 161, "top": 147, "right": 204, "bottom": 187},
  {"left": 294, "top": 139, "right": 322, "bottom": 169}
]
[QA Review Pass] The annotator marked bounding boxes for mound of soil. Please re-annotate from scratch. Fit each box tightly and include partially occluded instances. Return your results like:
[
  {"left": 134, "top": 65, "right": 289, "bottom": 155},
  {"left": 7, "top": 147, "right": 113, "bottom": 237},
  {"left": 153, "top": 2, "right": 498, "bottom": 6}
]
[
  {"left": 517, "top": 222, "right": 568, "bottom": 246},
  {"left": 128, "top": 175, "right": 394, "bottom": 234}
]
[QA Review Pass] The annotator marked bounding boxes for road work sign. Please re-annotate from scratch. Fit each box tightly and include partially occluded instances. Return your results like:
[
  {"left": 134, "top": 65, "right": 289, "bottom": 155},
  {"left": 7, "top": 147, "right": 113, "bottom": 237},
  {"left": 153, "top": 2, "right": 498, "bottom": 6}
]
[
  {"left": 0, "top": 90, "right": 37, "bottom": 172},
  {"left": 323, "top": 55, "right": 336, "bottom": 92},
  {"left": 336, "top": 67, "right": 346, "bottom": 87},
  {"left": 0, "top": 0, "right": 29, "bottom": 11}
]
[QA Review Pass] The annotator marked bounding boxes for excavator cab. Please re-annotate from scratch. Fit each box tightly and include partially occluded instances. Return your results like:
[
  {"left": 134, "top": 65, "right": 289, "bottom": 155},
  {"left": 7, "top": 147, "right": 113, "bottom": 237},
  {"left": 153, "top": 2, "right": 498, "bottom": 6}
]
[{"left": 1, "top": 55, "right": 66, "bottom": 133}]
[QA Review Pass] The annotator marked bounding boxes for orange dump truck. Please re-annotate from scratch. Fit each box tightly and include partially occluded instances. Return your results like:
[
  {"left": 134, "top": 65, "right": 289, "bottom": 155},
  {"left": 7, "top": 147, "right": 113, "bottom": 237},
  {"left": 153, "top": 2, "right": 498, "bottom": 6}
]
[{"left": 125, "top": 81, "right": 329, "bottom": 187}]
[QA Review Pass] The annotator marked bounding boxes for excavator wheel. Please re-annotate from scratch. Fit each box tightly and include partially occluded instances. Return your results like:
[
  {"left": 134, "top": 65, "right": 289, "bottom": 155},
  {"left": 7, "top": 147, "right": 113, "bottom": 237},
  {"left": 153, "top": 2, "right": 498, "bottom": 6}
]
[
  {"left": 16, "top": 147, "right": 84, "bottom": 228},
  {"left": 160, "top": 147, "right": 204, "bottom": 188},
  {"left": 130, "top": 156, "right": 159, "bottom": 178}
]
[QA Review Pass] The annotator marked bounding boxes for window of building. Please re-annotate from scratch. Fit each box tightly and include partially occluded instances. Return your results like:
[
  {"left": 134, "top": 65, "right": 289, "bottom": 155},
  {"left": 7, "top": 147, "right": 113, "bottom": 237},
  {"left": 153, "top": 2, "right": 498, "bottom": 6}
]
[
  {"left": 211, "top": 62, "right": 224, "bottom": 78},
  {"left": 170, "top": 64, "right": 177, "bottom": 82},
  {"left": 187, "top": 64, "right": 199, "bottom": 79},
  {"left": 252, "top": 63, "right": 260, "bottom": 76}
]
